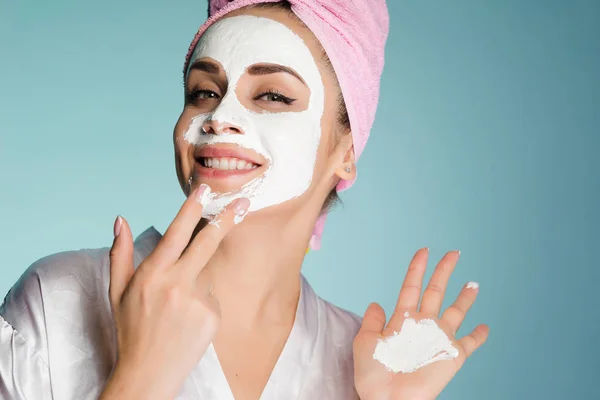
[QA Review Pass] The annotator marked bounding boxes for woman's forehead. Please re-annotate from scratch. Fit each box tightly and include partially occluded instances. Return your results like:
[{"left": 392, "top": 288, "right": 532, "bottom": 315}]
[{"left": 189, "top": 15, "right": 320, "bottom": 86}]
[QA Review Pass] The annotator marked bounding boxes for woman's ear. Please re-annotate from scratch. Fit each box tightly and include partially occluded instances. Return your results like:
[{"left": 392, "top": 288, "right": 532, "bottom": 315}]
[{"left": 334, "top": 133, "right": 356, "bottom": 181}]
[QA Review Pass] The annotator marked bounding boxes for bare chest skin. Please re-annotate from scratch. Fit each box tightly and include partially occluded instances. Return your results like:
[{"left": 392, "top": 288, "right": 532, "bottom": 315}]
[{"left": 213, "top": 323, "right": 293, "bottom": 400}]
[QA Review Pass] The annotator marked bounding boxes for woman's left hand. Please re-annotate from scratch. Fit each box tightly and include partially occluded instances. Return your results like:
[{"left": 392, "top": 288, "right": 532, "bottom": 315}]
[{"left": 353, "top": 248, "right": 490, "bottom": 400}]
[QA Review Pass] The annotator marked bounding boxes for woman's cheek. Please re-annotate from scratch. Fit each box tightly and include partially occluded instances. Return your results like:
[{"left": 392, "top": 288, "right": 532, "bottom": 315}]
[
  {"left": 314, "top": 117, "right": 336, "bottom": 173},
  {"left": 173, "top": 115, "right": 195, "bottom": 188}
]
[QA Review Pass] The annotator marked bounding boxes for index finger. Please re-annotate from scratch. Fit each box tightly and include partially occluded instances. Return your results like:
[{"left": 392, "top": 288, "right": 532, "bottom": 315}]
[
  {"left": 395, "top": 248, "right": 429, "bottom": 312},
  {"left": 385, "top": 248, "right": 428, "bottom": 330},
  {"left": 178, "top": 197, "right": 250, "bottom": 276},
  {"left": 144, "top": 184, "right": 212, "bottom": 268}
]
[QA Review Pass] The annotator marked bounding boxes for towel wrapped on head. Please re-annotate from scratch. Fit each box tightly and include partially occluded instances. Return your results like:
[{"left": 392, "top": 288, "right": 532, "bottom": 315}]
[{"left": 184, "top": 0, "right": 389, "bottom": 250}]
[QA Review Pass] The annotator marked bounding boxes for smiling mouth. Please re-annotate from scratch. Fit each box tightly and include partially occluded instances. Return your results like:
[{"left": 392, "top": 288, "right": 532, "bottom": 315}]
[
  {"left": 198, "top": 157, "right": 261, "bottom": 170},
  {"left": 193, "top": 145, "right": 267, "bottom": 179}
]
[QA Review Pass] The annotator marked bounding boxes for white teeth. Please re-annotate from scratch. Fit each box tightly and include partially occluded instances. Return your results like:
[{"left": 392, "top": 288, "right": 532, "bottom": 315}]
[{"left": 201, "top": 157, "right": 258, "bottom": 171}]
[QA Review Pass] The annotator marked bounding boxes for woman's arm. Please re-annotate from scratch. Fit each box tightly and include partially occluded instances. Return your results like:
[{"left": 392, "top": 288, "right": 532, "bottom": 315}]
[
  {"left": 1, "top": 254, "right": 55, "bottom": 400},
  {"left": 1, "top": 303, "right": 52, "bottom": 400},
  {"left": 98, "top": 362, "right": 159, "bottom": 400}
]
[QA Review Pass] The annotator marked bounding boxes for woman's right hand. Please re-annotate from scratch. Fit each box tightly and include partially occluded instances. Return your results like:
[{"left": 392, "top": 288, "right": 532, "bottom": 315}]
[{"left": 100, "top": 184, "right": 250, "bottom": 400}]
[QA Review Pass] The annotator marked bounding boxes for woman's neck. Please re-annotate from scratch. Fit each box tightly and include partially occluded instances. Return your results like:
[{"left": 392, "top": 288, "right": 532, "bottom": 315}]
[{"left": 201, "top": 213, "right": 312, "bottom": 331}]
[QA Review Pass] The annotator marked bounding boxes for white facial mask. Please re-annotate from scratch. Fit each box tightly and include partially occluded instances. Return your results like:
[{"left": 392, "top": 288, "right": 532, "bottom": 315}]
[{"left": 183, "top": 15, "right": 325, "bottom": 218}]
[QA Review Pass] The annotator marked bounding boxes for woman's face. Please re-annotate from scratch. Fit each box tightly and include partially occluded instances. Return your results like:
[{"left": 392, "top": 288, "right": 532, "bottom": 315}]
[{"left": 173, "top": 7, "right": 351, "bottom": 220}]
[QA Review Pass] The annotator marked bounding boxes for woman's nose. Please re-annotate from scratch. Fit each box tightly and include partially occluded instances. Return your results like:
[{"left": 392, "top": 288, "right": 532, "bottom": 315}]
[{"left": 201, "top": 120, "right": 244, "bottom": 135}]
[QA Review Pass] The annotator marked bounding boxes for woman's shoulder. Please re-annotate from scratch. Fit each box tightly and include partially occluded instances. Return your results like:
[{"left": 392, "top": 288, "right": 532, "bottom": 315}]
[
  {"left": 0, "top": 246, "right": 111, "bottom": 332},
  {"left": 0, "top": 228, "right": 162, "bottom": 398},
  {"left": 301, "top": 277, "right": 363, "bottom": 343},
  {"left": 0, "top": 227, "right": 161, "bottom": 335},
  {"left": 320, "top": 297, "right": 362, "bottom": 333},
  {"left": 300, "top": 279, "right": 362, "bottom": 398}
]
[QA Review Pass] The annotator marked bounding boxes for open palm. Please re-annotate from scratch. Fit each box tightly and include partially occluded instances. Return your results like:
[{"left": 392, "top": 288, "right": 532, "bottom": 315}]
[{"left": 353, "top": 249, "right": 490, "bottom": 400}]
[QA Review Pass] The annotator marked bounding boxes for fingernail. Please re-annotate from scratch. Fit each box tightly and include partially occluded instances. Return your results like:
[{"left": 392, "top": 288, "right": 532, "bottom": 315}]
[
  {"left": 233, "top": 198, "right": 250, "bottom": 225},
  {"left": 457, "top": 250, "right": 461, "bottom": 256},
  {"left": 466, "top": 281, "right": 479, "bottom": 290},
  {"left": 234, "top": 209, "right": 249, "bottom": 224},
  {"left": 114, "top": 216, "right": 122, "bottom": 237},
  {"left": 232, "top": 198, "right": 251, "bottom": 216},
  {"left": 195, "top": 184, "right": 212, "bottom": 206}
]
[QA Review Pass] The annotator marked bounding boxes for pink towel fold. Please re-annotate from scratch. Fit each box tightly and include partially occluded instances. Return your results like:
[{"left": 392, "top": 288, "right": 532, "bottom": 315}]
[{"left": 184, "top": 0, "right": 389, "bottom": 250}]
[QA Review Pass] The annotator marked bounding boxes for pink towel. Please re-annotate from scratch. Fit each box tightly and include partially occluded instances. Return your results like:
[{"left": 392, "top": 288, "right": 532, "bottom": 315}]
[{"left": 184, "top": 0, "right": 389, "bottom": 250}]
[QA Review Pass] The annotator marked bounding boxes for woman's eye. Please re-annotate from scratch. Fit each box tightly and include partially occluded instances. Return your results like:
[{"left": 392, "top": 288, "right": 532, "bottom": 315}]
[
  {"left": 194, "top": 90, "right": 219, "bottom": 99},
  {"left": 186, "top": 88, "right": 220, "bottom": 104},
  {"left": 256, "top": 92, "right": 296, "bottom": 105},
  {"left": 264, "top": 93, "right": 283, "bottom": 102},
  {"left": 196, "top": 90, "right": 219, "bottom": 99}
]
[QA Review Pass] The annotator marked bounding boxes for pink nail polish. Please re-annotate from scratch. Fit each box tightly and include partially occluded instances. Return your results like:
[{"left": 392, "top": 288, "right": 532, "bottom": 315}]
[
  {"left": 195, "top": 184, "right": 211, "bottom": 206},
  {"left": 232, "top": 198, "right": 251, "bottom": 216},
  {"left": 114, "top": 216, "right": 122, "bottom": 237}
]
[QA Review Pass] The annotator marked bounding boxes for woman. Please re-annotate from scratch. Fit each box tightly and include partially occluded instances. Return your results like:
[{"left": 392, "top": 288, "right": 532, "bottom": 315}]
[{"left": 0, "top": 1, "right": 489, "bottom": 399}]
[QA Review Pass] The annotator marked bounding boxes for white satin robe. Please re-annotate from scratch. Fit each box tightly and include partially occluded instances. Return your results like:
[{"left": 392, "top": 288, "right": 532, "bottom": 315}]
[{"left": 0, "top": 227, "right": 361, "bottom": 400}]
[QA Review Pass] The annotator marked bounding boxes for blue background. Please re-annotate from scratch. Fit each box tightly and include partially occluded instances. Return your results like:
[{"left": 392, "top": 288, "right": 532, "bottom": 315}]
[{"left": 1, "top": 0, "right": 599, "bottom": 398}]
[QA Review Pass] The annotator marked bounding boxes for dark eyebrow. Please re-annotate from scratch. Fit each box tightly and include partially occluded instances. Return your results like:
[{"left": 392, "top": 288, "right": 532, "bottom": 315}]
[
  {"left": 189, "top": 60, "right": 221, "bottom": 74},
  {"left": 247, "top": 64, "right": 306, "bottom": 85}
]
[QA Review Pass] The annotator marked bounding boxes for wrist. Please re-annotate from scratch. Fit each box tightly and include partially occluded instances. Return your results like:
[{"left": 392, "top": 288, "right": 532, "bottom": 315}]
[{"left": 100, "top": 360, "right": 179, "bottom": 400}]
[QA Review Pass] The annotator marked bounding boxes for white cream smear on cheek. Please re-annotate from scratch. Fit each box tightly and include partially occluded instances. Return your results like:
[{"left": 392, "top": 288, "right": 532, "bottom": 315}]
[
  {"left": 373, "top": 312, "right": 459, "bottom": 374},
  {"left": 183, "top": 16, "right": 325, "bottom": 218}
]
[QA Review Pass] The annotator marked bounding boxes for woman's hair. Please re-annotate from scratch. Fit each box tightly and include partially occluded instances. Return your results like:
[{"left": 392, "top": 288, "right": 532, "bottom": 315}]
[{"left": 253, "top": 1, "right": 350, "bottom": 214}]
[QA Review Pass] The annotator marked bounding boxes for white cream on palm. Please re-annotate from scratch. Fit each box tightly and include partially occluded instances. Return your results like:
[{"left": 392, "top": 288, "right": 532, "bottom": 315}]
[{"left": 373, "top": 315, "right": 459, "bottom": 374}]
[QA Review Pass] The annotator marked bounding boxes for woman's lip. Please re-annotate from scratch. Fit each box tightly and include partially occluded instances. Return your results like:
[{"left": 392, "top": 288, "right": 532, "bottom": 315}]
[
  {"left": 194, "top": 145, "right": 264, "bottom": 165},
  {"left": 194, "top": 163, "right": 265, "bottom": 179}
]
